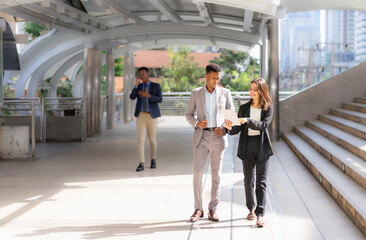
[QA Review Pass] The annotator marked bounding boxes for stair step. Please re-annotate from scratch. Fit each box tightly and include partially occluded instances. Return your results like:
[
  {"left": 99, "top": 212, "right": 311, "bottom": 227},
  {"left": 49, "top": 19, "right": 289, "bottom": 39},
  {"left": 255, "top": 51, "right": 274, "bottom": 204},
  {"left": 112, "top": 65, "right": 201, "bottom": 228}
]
[
  {"left": 282, "top": 131, "right": 366, "bottom": 236},
  {"left": 355, "top": 97, "right": 366, "bottom": 104},
  {"left": 330, "top": 108, "right": 366, "bottom": 125},
  {"left": 343, "top": 102, "right": 366, "bottom": 113},
  {"left": 319, "top": 114, "right": 366, "bottom": 140},
  {"left": 306, "top": 120, "right": 366, "bottom": 161},
  {"left": 294, "top": 125, "right": 366, "bottom": 189}
]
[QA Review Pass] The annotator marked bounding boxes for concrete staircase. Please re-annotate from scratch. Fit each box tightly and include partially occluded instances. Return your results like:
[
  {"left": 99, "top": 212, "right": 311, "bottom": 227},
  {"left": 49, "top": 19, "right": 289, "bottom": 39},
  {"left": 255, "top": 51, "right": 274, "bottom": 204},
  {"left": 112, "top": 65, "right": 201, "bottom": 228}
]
[{"left": 282, "top": 96, "right": 366, "bottom": 236}]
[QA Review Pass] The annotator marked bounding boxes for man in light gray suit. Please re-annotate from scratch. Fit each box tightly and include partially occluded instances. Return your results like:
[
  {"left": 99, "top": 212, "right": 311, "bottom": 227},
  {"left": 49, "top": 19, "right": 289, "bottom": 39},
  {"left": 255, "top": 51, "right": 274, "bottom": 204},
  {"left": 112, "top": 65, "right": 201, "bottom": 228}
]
[{"left": 186, "top": 63, "right": 234, "bottom": 222}]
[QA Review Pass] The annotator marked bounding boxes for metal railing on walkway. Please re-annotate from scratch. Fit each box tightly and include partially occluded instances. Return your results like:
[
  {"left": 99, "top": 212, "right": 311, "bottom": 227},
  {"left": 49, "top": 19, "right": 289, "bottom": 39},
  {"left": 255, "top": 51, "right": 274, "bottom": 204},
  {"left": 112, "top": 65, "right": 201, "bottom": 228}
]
[
  {"left": 0, "top": 91, "right": 296, "bottom": 157},
  {"left": 0, "top": 97, "right": 85, "bottom": 154},
  {"left": 106, "top": 91, "right": 298, "bottom": 117}
]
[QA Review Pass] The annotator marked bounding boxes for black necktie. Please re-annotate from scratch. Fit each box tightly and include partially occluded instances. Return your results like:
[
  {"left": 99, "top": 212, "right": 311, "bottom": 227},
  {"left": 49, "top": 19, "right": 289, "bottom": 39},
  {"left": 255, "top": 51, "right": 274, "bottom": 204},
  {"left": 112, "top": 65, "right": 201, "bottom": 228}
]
[{"left": 142, "top": 84, "right": 147, "bottom": 112}]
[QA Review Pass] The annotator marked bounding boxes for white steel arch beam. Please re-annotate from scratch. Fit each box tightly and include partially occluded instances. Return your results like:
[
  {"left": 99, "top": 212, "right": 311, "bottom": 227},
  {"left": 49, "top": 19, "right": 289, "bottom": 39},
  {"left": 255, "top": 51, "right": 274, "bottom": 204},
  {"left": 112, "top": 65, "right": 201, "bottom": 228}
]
[
  {"left": 89, "top": 23, "right": 260, "bottom": 47},
  {"left": 15, "top": 41, "right": 82, "bottom": 97},
  {"left": 73, "top": 69, "right": 84, "bottom": 98},
  {"left": 72, "top": 34, "right": 253, "bottom": 97},
  {"left": 149, "top": 0, "right": 183, "bottom": 23},
  {"left": 49, "top": 51, "right": 83, "bottom": 87},
  {"left": 103, "top": 0, "right": 146, "bottom": 24},
  {"left": 26, "top": 45, "right": 82, "bottom": 97},
  {"left": 48, "top": 0, "right": 112, "bottom": 29},
  {"left": 48, "top": 52, "right": 84, "bottom": 97},
  {"left": 24, "top": 3, "right": 102, "bottom": 32},
  {"left": 43, "top": 50, "right": 82, "bottom": 81},
  {"left": 1, "top": 6, "right": 86, "bottom": 33},
  {"left": 195, "top": 1, "right": 215, "bottom": 26},
  {"left": 49, "top": 60, "right": 83, "bottom": 98},
  {"left": 16, "top": 23, "right": 258, "bottom": 98},
  {"left": 65, "top": 61, "right": 83, "bottom": 85}
]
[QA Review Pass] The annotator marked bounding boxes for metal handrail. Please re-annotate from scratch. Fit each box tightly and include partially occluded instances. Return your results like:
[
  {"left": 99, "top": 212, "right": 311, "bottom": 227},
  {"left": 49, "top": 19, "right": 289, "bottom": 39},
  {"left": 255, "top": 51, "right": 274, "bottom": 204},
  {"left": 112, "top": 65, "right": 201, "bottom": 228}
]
[
  {"left": 102, "top": 91, "right": 299, "bottom": 118},
  {"left": 42, "top": 97, "right": 85, "bottom": 141}
]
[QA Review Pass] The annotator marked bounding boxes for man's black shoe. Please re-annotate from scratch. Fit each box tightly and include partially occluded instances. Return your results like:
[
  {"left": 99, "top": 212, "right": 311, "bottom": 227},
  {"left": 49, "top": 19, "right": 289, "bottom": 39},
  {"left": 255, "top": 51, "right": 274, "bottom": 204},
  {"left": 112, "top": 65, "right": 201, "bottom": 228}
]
[
  {"left": 136, "top": 163, "right": 144, "bottom": 172},
  {"left": 150, "top": 159, "right": 156, "bottom": 169}
]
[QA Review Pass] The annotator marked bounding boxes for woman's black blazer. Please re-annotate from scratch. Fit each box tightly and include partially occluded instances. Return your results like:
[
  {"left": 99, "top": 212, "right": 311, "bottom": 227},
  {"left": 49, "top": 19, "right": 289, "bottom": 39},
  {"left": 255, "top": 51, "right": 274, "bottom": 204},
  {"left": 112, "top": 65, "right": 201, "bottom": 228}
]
[{"left": 229, "top": 101, "right": 274, "bottom": 161}]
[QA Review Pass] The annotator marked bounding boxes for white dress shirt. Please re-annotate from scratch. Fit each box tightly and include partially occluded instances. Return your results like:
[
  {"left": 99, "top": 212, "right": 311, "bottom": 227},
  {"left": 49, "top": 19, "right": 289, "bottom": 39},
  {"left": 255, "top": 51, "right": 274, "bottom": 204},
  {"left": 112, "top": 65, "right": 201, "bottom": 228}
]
[
  {"left": 204, "top": 86, "right": 217, "bottom": 128},
  {"left": 248, "top": 106, "right": 261, "bottom": 136}
]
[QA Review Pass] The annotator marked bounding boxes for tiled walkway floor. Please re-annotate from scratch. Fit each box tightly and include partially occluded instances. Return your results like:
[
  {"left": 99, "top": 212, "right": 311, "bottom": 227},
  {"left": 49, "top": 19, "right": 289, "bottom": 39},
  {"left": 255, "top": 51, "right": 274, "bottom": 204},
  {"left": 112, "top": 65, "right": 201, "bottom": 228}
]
[{"left": 0, "top": 116, "right": 364, "bottom": 239}]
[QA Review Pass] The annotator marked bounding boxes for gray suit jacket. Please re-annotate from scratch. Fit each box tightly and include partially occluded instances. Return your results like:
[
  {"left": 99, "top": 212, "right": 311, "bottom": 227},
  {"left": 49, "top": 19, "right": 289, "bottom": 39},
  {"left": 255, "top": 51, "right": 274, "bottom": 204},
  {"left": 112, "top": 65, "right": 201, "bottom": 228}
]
[{"left": 186, "top": 86, "right": 235, "bottom": 147}]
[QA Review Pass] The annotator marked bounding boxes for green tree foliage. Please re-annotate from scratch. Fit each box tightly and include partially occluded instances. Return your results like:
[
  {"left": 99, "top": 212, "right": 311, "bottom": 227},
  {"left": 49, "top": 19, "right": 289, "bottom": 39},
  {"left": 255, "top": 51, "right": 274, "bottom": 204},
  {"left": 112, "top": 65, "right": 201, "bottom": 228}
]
[
  {"left": 57, "top": 77, "right": 73, "bottom": 97},
  {"left": 161, "top": 47, "right": 205, "bottom": 92},
  {"left": 101, "top": 56, "right": 123, "bottom": 95},
  {"left": 22, "top": 22, "right": 48, "bottom": 40},
  {"left": 115, "top": 57, "right": 123, "bottom": 76},
  {"left": 3, "top": 84, "right": 15, "bottom": 99},
  {"left": 209, "top": 49, "right": 259, "bottom": 91}
]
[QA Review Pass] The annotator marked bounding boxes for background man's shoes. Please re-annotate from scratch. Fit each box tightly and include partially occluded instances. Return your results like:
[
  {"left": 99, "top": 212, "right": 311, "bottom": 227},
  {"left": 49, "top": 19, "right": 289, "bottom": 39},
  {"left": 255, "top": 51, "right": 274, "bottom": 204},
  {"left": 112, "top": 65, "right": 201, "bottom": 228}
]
[
  {"left": 136, "top": 163, "right": 144, "bottom": 171},
  {"left": 208, "top": 209, "right": 219, "bottom": 221},
  {"left": 190, "top": 209, "right": 204, "bottom": 222},
  {"left": 150, "top": 159, "right": 156, "bottom": 169}
]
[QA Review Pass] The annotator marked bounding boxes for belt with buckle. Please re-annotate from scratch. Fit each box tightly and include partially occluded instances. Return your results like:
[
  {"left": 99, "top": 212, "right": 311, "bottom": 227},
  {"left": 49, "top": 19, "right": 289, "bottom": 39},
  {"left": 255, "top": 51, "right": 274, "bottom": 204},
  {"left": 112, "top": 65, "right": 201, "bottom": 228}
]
[{"left": 203, "top": 127, "right": 216, "bottom": 131}]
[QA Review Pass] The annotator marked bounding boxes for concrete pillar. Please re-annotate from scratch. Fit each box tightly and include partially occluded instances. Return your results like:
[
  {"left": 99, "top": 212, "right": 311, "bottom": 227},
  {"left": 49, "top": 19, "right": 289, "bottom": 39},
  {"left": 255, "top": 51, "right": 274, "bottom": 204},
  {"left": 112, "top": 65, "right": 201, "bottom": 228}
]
[
  {"left": 268, "top": 19, "right": 280, "bottom": 141},
  {"left": 83, "top": 43, "right": 94, "bottom": 137},
  {"left": 94, "top": 47, "right": 102, "bottom": 134},
  {"left": 260, "top": 26, "right": 267, "bottom": 79},
  {"left": 123, "top": 53, "right": 132, "bottom": 122},
  {"left": 129, "top": 52, "right": 136, "bottom": 121},
  {"left": 106, "top": 49, "right": 115, "bottom": 129}
]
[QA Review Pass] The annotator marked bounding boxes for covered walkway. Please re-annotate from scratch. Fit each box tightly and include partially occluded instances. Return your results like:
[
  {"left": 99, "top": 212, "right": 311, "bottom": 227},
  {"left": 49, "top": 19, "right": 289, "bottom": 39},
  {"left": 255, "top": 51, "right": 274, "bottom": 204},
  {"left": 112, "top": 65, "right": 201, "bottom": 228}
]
[{"left": 0, "top": 117, "right": 363, "bottom": 239}]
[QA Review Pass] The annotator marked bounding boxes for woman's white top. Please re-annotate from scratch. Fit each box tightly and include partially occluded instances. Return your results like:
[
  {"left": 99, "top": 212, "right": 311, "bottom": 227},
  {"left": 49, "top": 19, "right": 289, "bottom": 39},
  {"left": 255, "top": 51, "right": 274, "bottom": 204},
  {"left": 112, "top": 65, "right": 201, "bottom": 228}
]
[{"left": 248, "top": 106, "right": 261, "bottom": 136}]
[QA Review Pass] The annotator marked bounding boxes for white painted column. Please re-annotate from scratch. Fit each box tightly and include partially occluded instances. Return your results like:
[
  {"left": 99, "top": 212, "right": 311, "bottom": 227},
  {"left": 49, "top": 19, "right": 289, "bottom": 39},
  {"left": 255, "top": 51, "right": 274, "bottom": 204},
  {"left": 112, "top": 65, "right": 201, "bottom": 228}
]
[
  {"left": 94, "top": 47, "right": 102, "bottom": 134},
  {"left": 106, "top": 49, "right": 115, "bottom": 129},
  {"left": 83, "top": 42, "right": 95, "bottom": 137},
  {"left": 260, "top": 26, "right": 267, "bottom": 79},
  {"left": 123, "top": 52, "right": 132, "bottom": 122},
  {"left": 129, "top": 52, "right": 136, "bottom": 121},
  {"left": 268, "top": 19, "right": 280, "bottom": 141}
]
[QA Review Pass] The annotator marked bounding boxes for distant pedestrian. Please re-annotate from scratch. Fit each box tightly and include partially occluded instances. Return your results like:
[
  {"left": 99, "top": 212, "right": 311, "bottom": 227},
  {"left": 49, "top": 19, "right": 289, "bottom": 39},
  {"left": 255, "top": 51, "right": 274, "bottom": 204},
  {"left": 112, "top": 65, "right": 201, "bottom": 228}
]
[{"left": 130, "top": 67, "right": 162, "bottom": 172}]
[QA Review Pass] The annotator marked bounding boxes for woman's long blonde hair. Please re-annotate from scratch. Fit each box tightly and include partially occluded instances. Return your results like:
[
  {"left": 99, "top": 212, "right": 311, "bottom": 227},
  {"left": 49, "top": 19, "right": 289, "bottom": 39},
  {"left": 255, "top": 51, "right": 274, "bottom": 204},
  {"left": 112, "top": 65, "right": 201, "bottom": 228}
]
[{"left": 249, "top": 78, "right": 272, "bottom": 111}]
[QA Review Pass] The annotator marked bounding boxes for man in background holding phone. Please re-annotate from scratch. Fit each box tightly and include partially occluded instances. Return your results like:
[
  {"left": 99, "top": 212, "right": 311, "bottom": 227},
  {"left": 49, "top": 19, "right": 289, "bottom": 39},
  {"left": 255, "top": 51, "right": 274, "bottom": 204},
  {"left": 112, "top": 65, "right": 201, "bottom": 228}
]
[
  {"left": 185, "top": 63, "right": 234, "bottom": 222},
  {"left": 130, "top": 67, "right": 163, "bottom": 172}
]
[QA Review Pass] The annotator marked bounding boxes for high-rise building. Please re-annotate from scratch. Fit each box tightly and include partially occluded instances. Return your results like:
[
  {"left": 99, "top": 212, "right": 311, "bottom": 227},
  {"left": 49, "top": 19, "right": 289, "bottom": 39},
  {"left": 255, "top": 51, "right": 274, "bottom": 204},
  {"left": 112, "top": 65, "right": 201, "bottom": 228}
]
[
  {"left": 279, "top": 11, "right": 321, "bottom": 90},
  {"left": 326, "top": 10, "right": 355, "bottom": 50},
  {"left": 355, "top": 12, "right": 366, "bottom": 63},
  {"left": 280, "top": 11, "right": 321, "bottom": 72},
  {"left": 324, "top": 10, "right": 355, "bottom": 67}
]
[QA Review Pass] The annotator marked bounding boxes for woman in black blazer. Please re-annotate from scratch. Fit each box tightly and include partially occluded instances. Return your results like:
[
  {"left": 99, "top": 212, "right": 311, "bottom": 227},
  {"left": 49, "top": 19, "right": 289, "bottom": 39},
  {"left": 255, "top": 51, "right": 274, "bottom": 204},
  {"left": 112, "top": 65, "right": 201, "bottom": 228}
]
[{"left": 224, "top": 78, "right": 273, "bottom": 227}]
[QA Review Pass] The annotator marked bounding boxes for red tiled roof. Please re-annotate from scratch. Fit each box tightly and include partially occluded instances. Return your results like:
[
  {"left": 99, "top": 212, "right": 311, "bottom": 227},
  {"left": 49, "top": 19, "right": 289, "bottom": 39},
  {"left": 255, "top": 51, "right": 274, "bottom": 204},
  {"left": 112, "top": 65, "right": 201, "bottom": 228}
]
[{"left": 134, "top": 50, "right": 221, "bottom": 68}]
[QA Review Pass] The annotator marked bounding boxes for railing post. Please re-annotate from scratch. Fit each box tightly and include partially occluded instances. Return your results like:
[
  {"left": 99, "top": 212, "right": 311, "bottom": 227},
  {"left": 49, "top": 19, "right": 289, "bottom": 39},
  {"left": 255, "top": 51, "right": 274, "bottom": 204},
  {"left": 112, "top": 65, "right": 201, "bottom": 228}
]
[
  {"left": 236, "top": 93, "right": 241, "bottom": 107},
  {"left": 179, "top": 94, "right": 182, "bottom": 115},
  {"left": 41, "top": 97, "right": 45, "bottom": 142},
  {"left": 31, "top": 100, "right": 35, "bottom": 157},
  {"left": 82, "top": 98, "right": 86, "bottom": 141}
]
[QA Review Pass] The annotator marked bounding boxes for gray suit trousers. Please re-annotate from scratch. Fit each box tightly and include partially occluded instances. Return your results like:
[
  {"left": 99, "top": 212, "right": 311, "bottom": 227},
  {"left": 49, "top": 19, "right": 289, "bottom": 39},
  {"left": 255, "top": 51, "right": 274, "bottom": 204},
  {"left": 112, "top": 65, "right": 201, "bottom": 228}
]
[{"left": 193, "top": 130, "right": 225, "bottom": 210}]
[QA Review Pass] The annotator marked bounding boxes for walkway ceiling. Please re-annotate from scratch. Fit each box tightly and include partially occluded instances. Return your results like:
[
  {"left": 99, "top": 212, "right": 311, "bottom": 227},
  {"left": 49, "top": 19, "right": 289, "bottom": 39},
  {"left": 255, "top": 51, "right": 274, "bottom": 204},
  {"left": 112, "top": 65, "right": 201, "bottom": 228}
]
[
  {"left": 0, "top": 0, "right": 364, "bottom": 98},
  {"left": 0, "top": 0, "right": 365, "bottom": 51}
]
